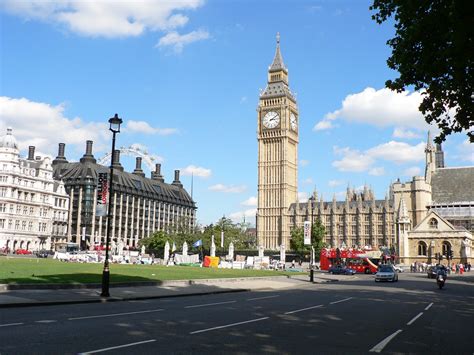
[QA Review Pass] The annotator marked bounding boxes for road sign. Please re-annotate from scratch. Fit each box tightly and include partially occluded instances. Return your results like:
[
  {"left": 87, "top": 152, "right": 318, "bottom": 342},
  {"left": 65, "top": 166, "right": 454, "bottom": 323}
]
[{"left": 304, "top": 221, "right": 311, "bottom": 245}]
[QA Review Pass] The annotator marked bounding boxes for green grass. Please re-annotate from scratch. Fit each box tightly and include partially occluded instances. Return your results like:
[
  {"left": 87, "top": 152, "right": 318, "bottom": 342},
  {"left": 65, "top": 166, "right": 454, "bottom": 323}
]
[{"left": 0, "top": 257, "right": 304, "bottom": 285}]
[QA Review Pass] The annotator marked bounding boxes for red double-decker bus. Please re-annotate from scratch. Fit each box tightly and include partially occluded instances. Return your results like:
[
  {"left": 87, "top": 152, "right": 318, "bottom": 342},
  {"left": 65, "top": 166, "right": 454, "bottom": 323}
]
[{"left": 320, "top": 248, "right": 382, "bottom": 274}]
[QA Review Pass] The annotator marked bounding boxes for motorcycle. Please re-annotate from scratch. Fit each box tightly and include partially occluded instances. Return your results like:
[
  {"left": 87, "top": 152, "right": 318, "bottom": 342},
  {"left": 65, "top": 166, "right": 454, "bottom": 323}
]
[{"left": 436, "top": 273, "right": 446, "bottom": 289}]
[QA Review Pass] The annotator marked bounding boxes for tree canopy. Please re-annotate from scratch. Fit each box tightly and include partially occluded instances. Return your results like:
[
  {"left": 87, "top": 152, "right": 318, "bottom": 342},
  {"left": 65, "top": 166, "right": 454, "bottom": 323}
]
[
  {"left": 290, "top": 219, "right": 326, "bottom": 260},
  {"left": 370, "top": 0, "right": 474, "bottom": 142}
]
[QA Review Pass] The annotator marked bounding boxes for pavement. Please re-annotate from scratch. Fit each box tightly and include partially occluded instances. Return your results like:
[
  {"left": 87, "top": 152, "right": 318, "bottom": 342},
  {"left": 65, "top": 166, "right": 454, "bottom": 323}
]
[{"left": 0, "top": 272, "right": 342, "bottom": 308}]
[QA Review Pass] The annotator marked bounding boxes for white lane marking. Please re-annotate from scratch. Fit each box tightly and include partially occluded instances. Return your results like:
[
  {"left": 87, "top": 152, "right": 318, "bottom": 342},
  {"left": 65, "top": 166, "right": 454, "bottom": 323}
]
[
  {"left": 246, "top": 295, "right": 280, "bottom": 301},
  {"left": 190, "top": 317, "right": 269, "bottom": 335},
  {"left": 78, "top": 339, "right": 156, "bottom": 354},
  {"left": 284, "top": 305, "right": 323, "bottom": 315},
  {"left": 425, "top": 302, "right": 434, "bottom": 311},
  {"left": 369, "top": 329, "right": 403, "bottom": 353},
  {"left": 330, "top": 297, "right": 353, "bottom": 305},
  {"left": 69, "top": 309, "right": 164, "bottom": 320},
  {"left": 407, "top": 312, "right": 424, "bottom": 326},
  {"left": 0, "top": 322, "right": 24, "bottom": 327},
  {"left": 185, "top": 300, "right": 236, "bottom": 309},
  {"left": 35, "top": 320, "right": 57, "bottom": 323}
]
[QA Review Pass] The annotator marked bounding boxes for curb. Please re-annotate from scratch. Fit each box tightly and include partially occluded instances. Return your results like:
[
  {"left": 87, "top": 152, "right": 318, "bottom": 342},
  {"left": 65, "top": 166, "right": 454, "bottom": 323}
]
[{"left": 0, "top": 288, "right": 250, "bottom": 309}]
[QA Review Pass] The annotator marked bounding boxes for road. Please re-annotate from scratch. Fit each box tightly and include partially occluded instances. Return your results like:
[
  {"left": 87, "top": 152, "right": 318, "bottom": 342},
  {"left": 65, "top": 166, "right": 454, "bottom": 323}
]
[{"left": 1, "top": 272, "right": 473, "bottom": 354}]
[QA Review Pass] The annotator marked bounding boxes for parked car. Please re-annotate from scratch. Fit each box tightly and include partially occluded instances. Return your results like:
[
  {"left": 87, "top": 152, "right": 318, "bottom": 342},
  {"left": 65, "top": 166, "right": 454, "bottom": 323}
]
[
  {"left": 328, "top": 265, "right": 356, "bottom": 275},
  {"left": 375, "top": 265, "right": 399, "bottom": 282},
  {"left": 15, "top": 248, "right": 32, "bottom": 255},
  {"left": 427, "top": 265, "right": 441, "bottom": 279},
  {"left": 36, "top": 249, "right": 50, "bottom": 258}
]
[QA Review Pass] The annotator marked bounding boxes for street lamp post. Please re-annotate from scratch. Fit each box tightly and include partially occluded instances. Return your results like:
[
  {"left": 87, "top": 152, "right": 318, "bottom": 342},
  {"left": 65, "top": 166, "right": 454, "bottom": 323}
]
[
  {"left": 101, "top": 114, "right": 122, "bottom": 298},
  {"left": 309, "top": 196, "right": 314, "bottom": 283}
]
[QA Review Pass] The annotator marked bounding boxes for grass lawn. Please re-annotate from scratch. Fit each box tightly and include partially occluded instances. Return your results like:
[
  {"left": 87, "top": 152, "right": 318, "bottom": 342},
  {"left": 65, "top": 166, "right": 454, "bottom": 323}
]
[{"left": 0, "top": 256, "right": 305, "bottom": 285}]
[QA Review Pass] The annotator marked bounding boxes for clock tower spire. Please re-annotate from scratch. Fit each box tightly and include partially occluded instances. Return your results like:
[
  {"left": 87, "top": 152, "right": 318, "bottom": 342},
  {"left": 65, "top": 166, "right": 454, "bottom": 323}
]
[{"left": 257, "top": 33, "right": 299, "bottom": 250}]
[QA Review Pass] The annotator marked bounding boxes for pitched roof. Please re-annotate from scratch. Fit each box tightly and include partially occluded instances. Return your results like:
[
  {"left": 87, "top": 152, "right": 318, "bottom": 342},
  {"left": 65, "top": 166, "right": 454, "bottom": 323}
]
[{"left": 431, "top": 167, "right": 474, "bottom": 203}]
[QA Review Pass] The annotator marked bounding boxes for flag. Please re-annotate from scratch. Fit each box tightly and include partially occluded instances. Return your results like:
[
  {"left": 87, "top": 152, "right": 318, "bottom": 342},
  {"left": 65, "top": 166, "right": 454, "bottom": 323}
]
[{"left": 193, "top": 239, "right": 202, "bottom": 247}]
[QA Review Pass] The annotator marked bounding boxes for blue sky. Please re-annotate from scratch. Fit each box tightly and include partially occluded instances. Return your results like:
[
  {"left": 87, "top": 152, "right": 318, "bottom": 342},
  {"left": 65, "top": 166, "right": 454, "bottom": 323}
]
[{"left": 1, "top": 0, "right": 472, "bottom": 226}]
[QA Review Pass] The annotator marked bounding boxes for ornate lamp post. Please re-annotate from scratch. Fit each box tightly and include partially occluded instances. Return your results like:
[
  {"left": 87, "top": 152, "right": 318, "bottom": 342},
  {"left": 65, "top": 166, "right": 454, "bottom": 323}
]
[{"left": 101, "top": 114, "right": 122, "bottom": 297}]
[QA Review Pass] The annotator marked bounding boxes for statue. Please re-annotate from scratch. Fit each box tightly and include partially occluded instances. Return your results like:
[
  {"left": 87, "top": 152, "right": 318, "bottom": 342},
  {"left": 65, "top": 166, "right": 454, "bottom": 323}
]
[
  {"left": 210, "top": 235, "right": 216, "bottom": 257},
  {"left": 182, "top": 241, "right": 188, "bottom": 256},
  {"left": 141, "top": 244, "right": 145, "bottom": 255},
  {"left": 258, "top": 245, "right": 264, "bottom": 258},
  {"left": 280, "top": 244, "right": 286, "bottom": 265},
  {"left": 228, "top": 242, "right": 234, "bottom": 261},
  {"left": 461, "top": 238, "right": 472, "bottom": 258},
  {"left": 164, "top": 241, "right": 170, "bottom": 265}
]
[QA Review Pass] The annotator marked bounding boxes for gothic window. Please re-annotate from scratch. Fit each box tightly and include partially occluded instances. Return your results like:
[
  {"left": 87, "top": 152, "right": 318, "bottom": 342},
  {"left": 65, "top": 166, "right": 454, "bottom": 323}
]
[
  {"left": 442, "top": 241, "right": 451, "bottom": 256},
  {"left": 418, "top": 241, "right": 427, "bottom": 256},
  {"left": 429, "top": 218, "right": 438, "bottom": 229}
]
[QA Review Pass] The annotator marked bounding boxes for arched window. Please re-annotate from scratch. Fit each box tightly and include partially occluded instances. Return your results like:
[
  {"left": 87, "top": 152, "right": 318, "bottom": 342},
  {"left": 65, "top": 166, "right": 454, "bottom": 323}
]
[
  {"left": 418, "top": 241, "right": 427, "bottom": 256},
  {"left": 429, "top": 218, "right": 438, "bottom": 229},
  {"left": 442, "top": 241, "right": 451, "bottom": 256}
]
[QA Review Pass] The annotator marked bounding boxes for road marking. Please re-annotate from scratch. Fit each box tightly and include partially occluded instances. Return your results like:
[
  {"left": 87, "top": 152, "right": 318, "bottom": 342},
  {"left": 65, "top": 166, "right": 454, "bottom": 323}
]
[
  {"left": 425, "top": 302, "right": 434, "bottom": 311},
  {"left": 78, "top": 339, "right": 156, "bottom": 354},
  {"left": 0, "top": 322, "right": 24, "bottom": 327},
  {"left": 185, "top": 300, "right": 236, "bottom": 309},
  {"left": 246, "top": 295, "right": 280, "bottom": 301},
  {"left": 190, "top": 317, "right": 269, "bottom": 335},
  {"left": 330, "top": 297, "right": 353, "bottom": 305},
  {"left": 69, "top": 309, "right": 164, "bottom": 320},
  {"left": 35, "top": 320, "right": 57, "bottom": 323},
  {"left": 284, "top": 304, "right": 323, "bottom": 315},
  {"left": 407, "top": 312, "right": 423, "bottom": 326},
  {"left": 369, "top": 329, "right": 403, "bottom": 353}
]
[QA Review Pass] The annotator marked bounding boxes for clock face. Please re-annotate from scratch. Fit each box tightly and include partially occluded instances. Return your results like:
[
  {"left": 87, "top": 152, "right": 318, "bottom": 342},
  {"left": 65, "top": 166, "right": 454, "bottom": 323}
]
[
  {"left": 290, "top": 113, "right": 297, "bottom": 131},
  {"left": 262, "top": 111, "right": 280, "bottom": 129}
]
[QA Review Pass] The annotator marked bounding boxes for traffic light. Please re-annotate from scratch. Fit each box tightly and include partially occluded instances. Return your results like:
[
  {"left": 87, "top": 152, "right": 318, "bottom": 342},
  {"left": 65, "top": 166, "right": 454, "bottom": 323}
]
[{"left": 449, "top": 250, "right": 454, "bottom": 259}]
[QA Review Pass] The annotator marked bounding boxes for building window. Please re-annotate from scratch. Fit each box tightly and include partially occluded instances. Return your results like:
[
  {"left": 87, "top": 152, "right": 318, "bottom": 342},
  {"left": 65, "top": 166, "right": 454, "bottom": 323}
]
[
  {"left": 442, "top": 241, "right": 451, "bottom": 256},
  {"left": 0, "top": 219, "right": 5, "bottom": 228},
  {"left": 0, "top": 188, "right": 7, "bottom": 197},
  {"left": 0, "top": 203, "right": 5, "bottom": 212},
  {"left": 429, "top": 218, "right": 438, "bottom": 229},
  {"left": 418, "top": 241, "right": 427, "bottom": 256}
]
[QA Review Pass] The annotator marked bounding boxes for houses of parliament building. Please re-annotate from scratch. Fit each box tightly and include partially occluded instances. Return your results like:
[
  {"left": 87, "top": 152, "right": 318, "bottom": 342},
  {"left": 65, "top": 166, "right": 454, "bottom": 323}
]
[{"left": 257, "top": 34, "right": 473, "bottom": 264}]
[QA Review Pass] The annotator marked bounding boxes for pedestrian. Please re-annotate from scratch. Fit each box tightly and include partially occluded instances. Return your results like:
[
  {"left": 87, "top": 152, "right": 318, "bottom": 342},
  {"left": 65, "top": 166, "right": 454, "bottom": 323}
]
[
  {"left": 291, "top": 259, "right": 296, "bottom": 268},
  {"left": 459, "top": 263, "right": 464, "bottom": 274}
]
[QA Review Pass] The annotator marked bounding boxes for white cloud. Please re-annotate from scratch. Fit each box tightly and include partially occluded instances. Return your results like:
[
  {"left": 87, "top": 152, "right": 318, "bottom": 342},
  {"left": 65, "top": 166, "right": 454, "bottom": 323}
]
[
  {"left": 126, "top": 120, "right": 178, "bottom": 136},
  {"left": 328, "top": 180, "right": 344, "bottom": 187},
  {"left": 300, "top": 159, "right": 310, "bottom": 167},
  {"left": 302, "top": 178, "right": 314, "bottom": 185},
  {"left": 157, "top": 29, "right": 209, "bottom": 53},
  {"left": 317, "top": 87, "right": 436, "bottom": 132},
  {"left": 2, "top": 0, "right": 204, "bottom": 38},
  {"left": 241, "top": 196, "right": 257, "bottom": 206},
  {"left": 180, "top": 165, "right": 211, "bottom": 178},
  {"left": 459, "top": 140, "right": 474, "bottom": 163},
  {"left": 298, "top": 192, "right": 308, "bottom": 202},
  {"left": 208, "top": 184, "right": 246, "bottom": 193},
  {"left": 393, "top": 127, "right": 421, "bottom": 139},
  {"left": 369, "top": 167, "right": 385, "bottom": 176},
  {"left": 403, "top": 166, "right": 422, "bottom": 177},
  {"left": 332, "top": 140, "right": 425, "bottom": 173},
  {"left": 0, "top": 96, "right": 108, "bottom": 156},
  {"left": 228, "top": 208, "right": 257, "bottom": 222}
]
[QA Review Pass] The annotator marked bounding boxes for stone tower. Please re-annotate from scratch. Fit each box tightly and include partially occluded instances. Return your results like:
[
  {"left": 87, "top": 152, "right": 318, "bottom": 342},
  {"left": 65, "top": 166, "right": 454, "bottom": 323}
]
[{"left": 257, "top": 33, "right": 299, "bottom": 250}]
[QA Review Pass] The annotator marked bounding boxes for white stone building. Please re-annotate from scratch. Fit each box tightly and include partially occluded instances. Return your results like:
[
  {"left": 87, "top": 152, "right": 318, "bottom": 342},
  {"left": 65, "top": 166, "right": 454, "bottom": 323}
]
[{"left": 0, "top": 128, "right": 69, "bottom": 252}]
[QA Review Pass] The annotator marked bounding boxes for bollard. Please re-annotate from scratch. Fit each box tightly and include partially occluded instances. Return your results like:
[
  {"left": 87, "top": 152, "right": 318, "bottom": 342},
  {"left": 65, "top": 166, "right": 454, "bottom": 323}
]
[{"left": 310, "top": 268, "right": 314, "bottom": 282}]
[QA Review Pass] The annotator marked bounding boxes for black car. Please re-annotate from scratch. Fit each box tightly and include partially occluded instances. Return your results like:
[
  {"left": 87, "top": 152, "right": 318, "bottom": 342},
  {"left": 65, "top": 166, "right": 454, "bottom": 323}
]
[
  {"left": 328, "top": 265, "right": 356, "bottom": 275},
  {"left": 36, "top": 250, "right": 50, "bottom": 258}
]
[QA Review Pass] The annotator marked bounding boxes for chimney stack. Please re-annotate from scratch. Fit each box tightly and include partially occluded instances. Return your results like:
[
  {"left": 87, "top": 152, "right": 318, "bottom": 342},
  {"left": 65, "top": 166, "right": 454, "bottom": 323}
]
[
  {"left": 28, "top": 146, "right": 35, "bottom": 160},
  {"left": 52, "top": 143, "right": 69, "bottom": 166},
  {"left": 151, "top": 163, "right": 164, "bottom": 182},
  {"left": 132, "top": 157, "right": 145, "bottom": 178},
  {"left": 172, "top": 169, "right": 183, "bottom": 187},
  {"left": 111, "top": 150, "right": 124, "bottom": 172},
  {"left": 80, "top": 140, "right": 97, "bottom": 164}
]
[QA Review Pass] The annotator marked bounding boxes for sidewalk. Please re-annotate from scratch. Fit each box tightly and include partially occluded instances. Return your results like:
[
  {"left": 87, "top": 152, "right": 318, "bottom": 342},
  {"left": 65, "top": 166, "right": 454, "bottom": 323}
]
[{"left": 0, "top": 273, "right": 339, "bottom": 308}]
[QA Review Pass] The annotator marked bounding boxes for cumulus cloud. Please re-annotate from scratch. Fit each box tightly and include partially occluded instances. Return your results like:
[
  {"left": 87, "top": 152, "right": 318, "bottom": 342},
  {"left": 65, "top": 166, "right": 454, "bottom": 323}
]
[
  {"left": 126, "top": 120, "right": 178, "bottom": 136},
  {"left": 403, "top": 166, "right": 422, "bottom": 177},
  {"left": 299, "top": 159, "right": 310, "bottom": 167},
  {"left": 328, "top": 180, "right": 344, "bottom": 187},
  {"left": 0, "top": 96, "right": 108, "bottom": 157},
  {"left": 315, "top": 87, "right": 437, "bottom": 133},
  {"left": 1, "top": 0, "right": 204, "bottom": 38},
  {"left": 208, "top": 184, "right": 246, "bottom": 193},
  {"left": 228, "top": 208, "right": 257, "bottom": 222},
  {"left": 302, "top": 178, "right": 314, "bottom": 185},
  {"left": 332, "top": 141, "right": 425, "bottom": 173},
  {"left": 241, "top": 196, "right": 257, "bottom": 206},
  {"left": 156, "top": 29, "right": 209, "bottom": 53},
  {"left": 298, "top": 192, "right": 309, "bottom": 202},
  {"left": 393, "top": 127, "right": 421, "bottom": 139},
  {"left": 180, "top": 165, "right": 211, "bottom": 178}
]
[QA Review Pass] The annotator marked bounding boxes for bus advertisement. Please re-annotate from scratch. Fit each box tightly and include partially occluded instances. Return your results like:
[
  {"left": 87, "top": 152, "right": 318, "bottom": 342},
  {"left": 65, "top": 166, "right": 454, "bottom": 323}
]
[{"left": 320, "top": 248, "right": 382, "bottom": 274}]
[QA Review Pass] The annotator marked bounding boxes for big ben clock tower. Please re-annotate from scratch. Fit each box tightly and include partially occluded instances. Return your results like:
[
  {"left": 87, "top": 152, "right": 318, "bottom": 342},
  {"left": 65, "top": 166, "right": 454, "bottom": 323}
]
[{"left": 257, "top": 33, "right": 299, "bottom": 250}]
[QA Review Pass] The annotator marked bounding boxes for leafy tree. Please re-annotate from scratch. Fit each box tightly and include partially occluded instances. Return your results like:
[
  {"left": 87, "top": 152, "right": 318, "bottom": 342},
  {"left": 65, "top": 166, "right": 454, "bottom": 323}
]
[
  {"left": 290, "top": 219, "right": 326, "bottom": 259},
  {"left": 370, "top": 0, "right": 474, "bottom": 142}
]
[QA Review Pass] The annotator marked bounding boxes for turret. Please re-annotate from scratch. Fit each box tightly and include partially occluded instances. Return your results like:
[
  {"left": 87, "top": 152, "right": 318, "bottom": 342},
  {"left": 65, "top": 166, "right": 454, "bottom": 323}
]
[
  {"left": 111, "top": 150, "right": 124, "bottom": 172},
  {"left": 132, "top": 157, "right": 145, "bottom": 178},
  {"left": 79, "top": 140, "right": 97, "bottom": 164},
  {"left": 52, "top": 143, "right": 68, "bottom": 166},
  {"left": 424, "top": 131, "right": 436, "bottom": 183},
  {"left": 172, "top": 170, "right": 183, "bottom": 188},
  {"left": 151, "top": 164, "right": 165, "bottom": 183}
]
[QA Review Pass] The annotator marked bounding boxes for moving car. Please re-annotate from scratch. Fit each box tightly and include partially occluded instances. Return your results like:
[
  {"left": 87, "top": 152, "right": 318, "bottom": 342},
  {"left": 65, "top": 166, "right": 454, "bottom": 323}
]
[
  {"left": 375, "top": 265, "right": 398, "bottom": 282},
  {"left": 328, "top": 265, "right": 356, "bottom": 275}
]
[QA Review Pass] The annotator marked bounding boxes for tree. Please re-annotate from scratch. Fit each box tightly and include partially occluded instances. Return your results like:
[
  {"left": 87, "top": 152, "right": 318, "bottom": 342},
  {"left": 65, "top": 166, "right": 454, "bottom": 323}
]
[
  {"left": 370, "top": 0, "right": 474, "bottom": 142},
  {"left": 290, "top": 219, "right": 326, "bottom": 259}
]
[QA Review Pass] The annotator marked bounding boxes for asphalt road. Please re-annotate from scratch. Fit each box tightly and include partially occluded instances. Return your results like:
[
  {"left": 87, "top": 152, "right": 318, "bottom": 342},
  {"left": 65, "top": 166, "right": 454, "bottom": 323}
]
[{"left": 1, "top": 272, "right": 473, "bottom": 354}]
